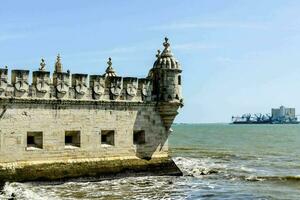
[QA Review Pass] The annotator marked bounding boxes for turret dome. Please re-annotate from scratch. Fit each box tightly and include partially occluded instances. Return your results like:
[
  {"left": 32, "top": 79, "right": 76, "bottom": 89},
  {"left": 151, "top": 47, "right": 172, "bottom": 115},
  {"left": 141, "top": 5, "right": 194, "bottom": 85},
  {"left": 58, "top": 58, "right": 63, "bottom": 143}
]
[{"left": 153, "top": 37, "right": 181, "bottom": 70}]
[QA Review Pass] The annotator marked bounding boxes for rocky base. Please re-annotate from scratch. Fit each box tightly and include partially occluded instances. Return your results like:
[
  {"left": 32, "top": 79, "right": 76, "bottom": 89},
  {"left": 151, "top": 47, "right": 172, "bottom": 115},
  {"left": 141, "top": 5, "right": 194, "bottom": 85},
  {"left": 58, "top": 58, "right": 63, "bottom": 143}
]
[{"left": 0, "top": 157, "right": 182, "bottom": 183}]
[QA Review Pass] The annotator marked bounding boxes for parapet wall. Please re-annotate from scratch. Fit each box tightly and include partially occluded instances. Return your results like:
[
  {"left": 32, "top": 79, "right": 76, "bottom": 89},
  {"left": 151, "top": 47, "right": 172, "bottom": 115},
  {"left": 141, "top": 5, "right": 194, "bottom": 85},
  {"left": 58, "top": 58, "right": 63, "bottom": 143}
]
[{"left": 0, "top": 68, "right": 152, "bottom": 102}]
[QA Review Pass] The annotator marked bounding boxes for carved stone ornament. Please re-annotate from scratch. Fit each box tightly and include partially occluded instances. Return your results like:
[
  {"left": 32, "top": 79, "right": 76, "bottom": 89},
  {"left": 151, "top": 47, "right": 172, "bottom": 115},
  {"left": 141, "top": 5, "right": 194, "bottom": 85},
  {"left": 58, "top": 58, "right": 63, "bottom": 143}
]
[
  {"left": 126, "top": 81, "right": 138, "bottom": 97},
  {"left": 56, "top": 78, "right": 69, "bottom": 94},
  {"left": 15, "top": 77, "right": 29, "bottom": 92},
  {"left": 142, "top": 81, "right": 152, "bottom": 97},
  {"left": 75, "top": 79, "right": 87, "bottom": 95},
  {"left": 110, "top": 79, "right": 122, "bottom": 96},
  {"left": 0, "top": 74, "right": 7, "bottom": 92},
  {"left": 36, "top": 77, "right": 50, "bottom": 93},
  {"left": 93, "top": 78, "right": 105, "bottom": 95}
]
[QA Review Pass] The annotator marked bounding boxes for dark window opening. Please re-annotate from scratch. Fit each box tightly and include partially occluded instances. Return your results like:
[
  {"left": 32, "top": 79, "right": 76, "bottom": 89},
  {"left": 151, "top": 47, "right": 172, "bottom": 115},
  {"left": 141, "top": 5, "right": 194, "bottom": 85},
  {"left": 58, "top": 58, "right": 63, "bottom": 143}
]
[
  {"left": 27, "top": 132, "right": 43, "bottom": 149},
  {"left": 178, "top": 75, "right": 181, "bottom": 85},
  {"left": 27, "top": 136, "right": 34, "bottom": 145},
  {"left": 65, "top": 136, "right": 73, "bottom": 144},
  {"left": 65, "top": 131, "right": 80, "bottom": 148},
  {"left": 101, "top": 130, "right": 115, "bottom": 145},
  {"left": 134, "top": 130, "right": 146, "bottom": 145}
]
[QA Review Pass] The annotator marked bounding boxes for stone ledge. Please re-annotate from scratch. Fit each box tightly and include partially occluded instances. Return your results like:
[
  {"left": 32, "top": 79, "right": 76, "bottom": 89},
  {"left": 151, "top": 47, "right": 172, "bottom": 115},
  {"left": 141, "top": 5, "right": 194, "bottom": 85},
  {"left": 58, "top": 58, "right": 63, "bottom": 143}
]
[
  {"left": 0, "top": 97, "right": 156, "bottom": 107},
  {"left": 0, "top": 156, "right": 182, "bottom": 182}
]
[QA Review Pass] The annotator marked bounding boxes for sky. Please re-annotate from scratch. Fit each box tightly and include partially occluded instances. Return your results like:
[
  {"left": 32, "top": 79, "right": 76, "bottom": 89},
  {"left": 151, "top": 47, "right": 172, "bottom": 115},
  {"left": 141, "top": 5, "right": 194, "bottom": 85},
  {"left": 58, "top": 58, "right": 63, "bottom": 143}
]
[{"left": 1, "top": 0, "right": 300, "bottom": 123}]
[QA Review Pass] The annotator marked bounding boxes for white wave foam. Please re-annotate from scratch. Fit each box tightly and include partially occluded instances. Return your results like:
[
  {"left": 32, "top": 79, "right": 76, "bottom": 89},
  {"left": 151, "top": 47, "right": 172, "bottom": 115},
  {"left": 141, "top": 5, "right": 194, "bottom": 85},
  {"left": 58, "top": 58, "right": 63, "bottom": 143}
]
[
  {"left": 173, "top": 157, "right": 227, "bottom": 177},
  {"left": 0, "top": 182, "right": 56, "bottom": 200},
  {"left": 173, "top": 156, "right": 258, "bottom": 179},
  {"left": 245, "top": 175, "right": 265, "bottom": 182}
]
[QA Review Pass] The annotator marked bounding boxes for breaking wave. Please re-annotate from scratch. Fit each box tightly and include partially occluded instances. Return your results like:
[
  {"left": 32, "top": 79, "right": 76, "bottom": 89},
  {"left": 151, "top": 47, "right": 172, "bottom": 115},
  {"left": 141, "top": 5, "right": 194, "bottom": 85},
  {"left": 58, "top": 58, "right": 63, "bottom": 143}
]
[
  {"left": 0, "top": 182, "right": 51, "bottom": 200},
  {"left": 173, "top": 157, "right": 300, "bottom": 184},
  {"left": 244, "top": 175, "right": 300, "bottom": 182}
]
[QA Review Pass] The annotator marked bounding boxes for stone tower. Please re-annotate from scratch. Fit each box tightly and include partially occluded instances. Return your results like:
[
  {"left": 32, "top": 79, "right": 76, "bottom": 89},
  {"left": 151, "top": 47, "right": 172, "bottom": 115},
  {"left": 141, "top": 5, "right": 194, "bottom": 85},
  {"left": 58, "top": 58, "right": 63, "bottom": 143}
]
[
  {"left": 151, "top": 37, "right": 183, "bottom": 130},
  {"left": 0, "top": 38, "right": 184, "bottom": 182}
]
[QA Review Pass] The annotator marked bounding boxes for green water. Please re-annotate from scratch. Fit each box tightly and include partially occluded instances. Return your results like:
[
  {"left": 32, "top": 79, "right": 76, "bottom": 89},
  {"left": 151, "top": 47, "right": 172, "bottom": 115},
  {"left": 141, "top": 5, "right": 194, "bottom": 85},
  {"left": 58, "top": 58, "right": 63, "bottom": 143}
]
[
  {"left": 170, "top": 124, "right": 300, "bottom": 199},
  {"left": 2, "top": 123, "right": 300, "bottom": 199}
]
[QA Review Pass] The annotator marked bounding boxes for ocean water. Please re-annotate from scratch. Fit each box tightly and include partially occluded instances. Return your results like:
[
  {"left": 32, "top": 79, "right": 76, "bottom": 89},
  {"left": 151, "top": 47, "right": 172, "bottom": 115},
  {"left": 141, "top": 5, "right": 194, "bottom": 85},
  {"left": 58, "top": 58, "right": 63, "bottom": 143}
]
[{"left": 1, "top": 124, "right": 300, "bottom": 199}]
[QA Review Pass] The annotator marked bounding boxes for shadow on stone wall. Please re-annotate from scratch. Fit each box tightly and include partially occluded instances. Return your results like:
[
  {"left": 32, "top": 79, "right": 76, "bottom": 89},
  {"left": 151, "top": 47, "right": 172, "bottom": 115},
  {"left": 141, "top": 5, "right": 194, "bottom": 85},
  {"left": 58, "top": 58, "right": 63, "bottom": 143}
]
[{"left": 133, "top": 115, "right": 170, "bottom": 160}]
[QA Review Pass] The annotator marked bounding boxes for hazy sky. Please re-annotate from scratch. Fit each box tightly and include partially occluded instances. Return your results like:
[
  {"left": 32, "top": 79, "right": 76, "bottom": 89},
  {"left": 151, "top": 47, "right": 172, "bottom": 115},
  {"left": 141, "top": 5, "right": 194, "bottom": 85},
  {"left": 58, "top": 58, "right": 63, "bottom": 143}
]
[{"left": 1, "top": 0, "right": 300, "bottom": 123}]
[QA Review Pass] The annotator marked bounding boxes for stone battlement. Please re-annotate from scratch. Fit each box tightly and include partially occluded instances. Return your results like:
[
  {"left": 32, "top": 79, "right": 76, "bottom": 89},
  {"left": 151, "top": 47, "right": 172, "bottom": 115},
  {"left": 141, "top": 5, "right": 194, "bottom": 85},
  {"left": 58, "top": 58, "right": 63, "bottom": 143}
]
[{"left": 0, "top": 59, "right": 152, "bottom": 102}]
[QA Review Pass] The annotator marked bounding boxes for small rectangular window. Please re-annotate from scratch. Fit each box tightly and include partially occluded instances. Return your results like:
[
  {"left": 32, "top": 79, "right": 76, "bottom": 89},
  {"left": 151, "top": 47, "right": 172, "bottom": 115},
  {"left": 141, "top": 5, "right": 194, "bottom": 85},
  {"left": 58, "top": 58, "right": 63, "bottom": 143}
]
[
  {"left": 65, "top": 131, "right": 80, "bottom": 148},
  {"left": 27, "top": 132, "right": 43, "bottom": 149},
  {"left": 101, "top": 130, "right": 115, "bottom": 146},
  {"left": 178, "top": 75, "right": 181, "bottom": 85},
  {"left": 134, "top": 130, "right": 145, "bottom": 145}
]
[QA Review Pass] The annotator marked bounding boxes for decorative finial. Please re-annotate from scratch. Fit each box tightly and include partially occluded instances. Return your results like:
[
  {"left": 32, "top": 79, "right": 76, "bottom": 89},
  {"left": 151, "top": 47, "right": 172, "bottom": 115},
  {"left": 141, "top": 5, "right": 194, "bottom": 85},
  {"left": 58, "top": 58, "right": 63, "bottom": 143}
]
[
  {"left": 39, "top": 58, "right": 46, "bottom": 71},
  {"left": 107, "top": 57, "right": 112, "bottom": 67},
  {"left": 156, "top": 49, "right": 161, "bottom": 58},
  {"left": 55, "top": 53, "right": 63, "bottom": 73},
  {"left": 104, "top": 57, "right": 117, "bottom": 77},
  {"left": 160, "top": 37, "right": 173, "bottom": 57},
  {"left": 163, "top": 37, "right": 170, "bottom": 48}
]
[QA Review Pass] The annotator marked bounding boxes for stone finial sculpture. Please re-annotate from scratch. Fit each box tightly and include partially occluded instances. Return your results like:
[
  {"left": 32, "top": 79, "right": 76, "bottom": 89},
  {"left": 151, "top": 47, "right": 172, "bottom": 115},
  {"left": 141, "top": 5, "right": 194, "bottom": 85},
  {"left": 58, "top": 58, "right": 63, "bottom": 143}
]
[
  {"left": 54, "top": 54, "right": 63, "bottom": 73},
  {"left": 156, "top": 49, "right": 161, "bottom": 58},
  {"left": 39, "top": 59, "right": 46, "bottom": 71},
  {"left": 104, "top": 57, "right": 117, "bottom": 77},
  {"left": 162, "top": 37, "right": 172, "bottom": 57}
]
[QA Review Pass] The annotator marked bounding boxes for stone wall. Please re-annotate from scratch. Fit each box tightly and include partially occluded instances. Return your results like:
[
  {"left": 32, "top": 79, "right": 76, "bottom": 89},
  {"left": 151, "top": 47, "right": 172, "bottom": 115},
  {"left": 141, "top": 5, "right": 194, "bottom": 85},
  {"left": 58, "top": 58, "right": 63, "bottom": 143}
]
[{"left": 0, "top": 99, "right": 169, "bottom": 163}]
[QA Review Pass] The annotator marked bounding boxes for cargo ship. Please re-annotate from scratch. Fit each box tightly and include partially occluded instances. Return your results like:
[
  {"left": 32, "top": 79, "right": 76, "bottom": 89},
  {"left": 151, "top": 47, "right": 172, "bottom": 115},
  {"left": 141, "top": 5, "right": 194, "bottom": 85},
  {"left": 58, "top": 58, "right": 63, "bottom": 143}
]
[{"left": 231, "top": 106, "right": 299, "bottom": 124}]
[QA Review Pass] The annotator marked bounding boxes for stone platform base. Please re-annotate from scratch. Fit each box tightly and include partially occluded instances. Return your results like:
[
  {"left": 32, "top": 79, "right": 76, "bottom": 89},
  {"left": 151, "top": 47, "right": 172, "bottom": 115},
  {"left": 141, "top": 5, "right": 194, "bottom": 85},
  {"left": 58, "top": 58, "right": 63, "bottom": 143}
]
[{"left": 0, "top": 156, "right": 182, "bottom": 183}]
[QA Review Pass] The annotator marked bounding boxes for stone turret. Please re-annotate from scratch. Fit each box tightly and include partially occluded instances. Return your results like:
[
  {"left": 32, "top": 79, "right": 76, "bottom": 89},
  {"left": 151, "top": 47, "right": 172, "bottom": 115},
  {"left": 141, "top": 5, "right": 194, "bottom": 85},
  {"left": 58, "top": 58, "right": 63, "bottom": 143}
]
[
  {"left": 152, "top": 37, "right": 182, "bottom": 102},
  {"left": 151, "top": 37, "right": 183, "bottom": 130}
]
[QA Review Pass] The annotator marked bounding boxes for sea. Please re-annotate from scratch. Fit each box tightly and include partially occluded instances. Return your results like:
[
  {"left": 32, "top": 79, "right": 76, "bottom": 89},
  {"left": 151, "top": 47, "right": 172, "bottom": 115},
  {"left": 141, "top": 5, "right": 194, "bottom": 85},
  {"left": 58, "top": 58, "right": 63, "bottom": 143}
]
[{"left": 1, "top": 123, "right": 300, "bottom": 200}]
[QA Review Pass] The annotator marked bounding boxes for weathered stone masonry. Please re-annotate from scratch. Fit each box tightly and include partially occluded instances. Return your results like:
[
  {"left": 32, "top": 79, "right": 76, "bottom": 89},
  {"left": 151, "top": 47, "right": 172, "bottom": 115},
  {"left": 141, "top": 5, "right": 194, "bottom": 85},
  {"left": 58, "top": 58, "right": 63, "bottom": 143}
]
[{"left": 0, "top": 38, "right": 183, "bottom": 182}]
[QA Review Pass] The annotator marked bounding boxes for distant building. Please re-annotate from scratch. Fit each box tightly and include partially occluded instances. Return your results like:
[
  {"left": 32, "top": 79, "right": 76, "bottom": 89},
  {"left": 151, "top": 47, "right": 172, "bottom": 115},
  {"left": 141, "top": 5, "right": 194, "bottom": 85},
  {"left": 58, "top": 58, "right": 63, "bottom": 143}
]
[
  {"left": 271, "top": 106, "right": 296, "bottom": 123},
  {"left": 232, "top": 106, "right": 298, "bottom": 124}
]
